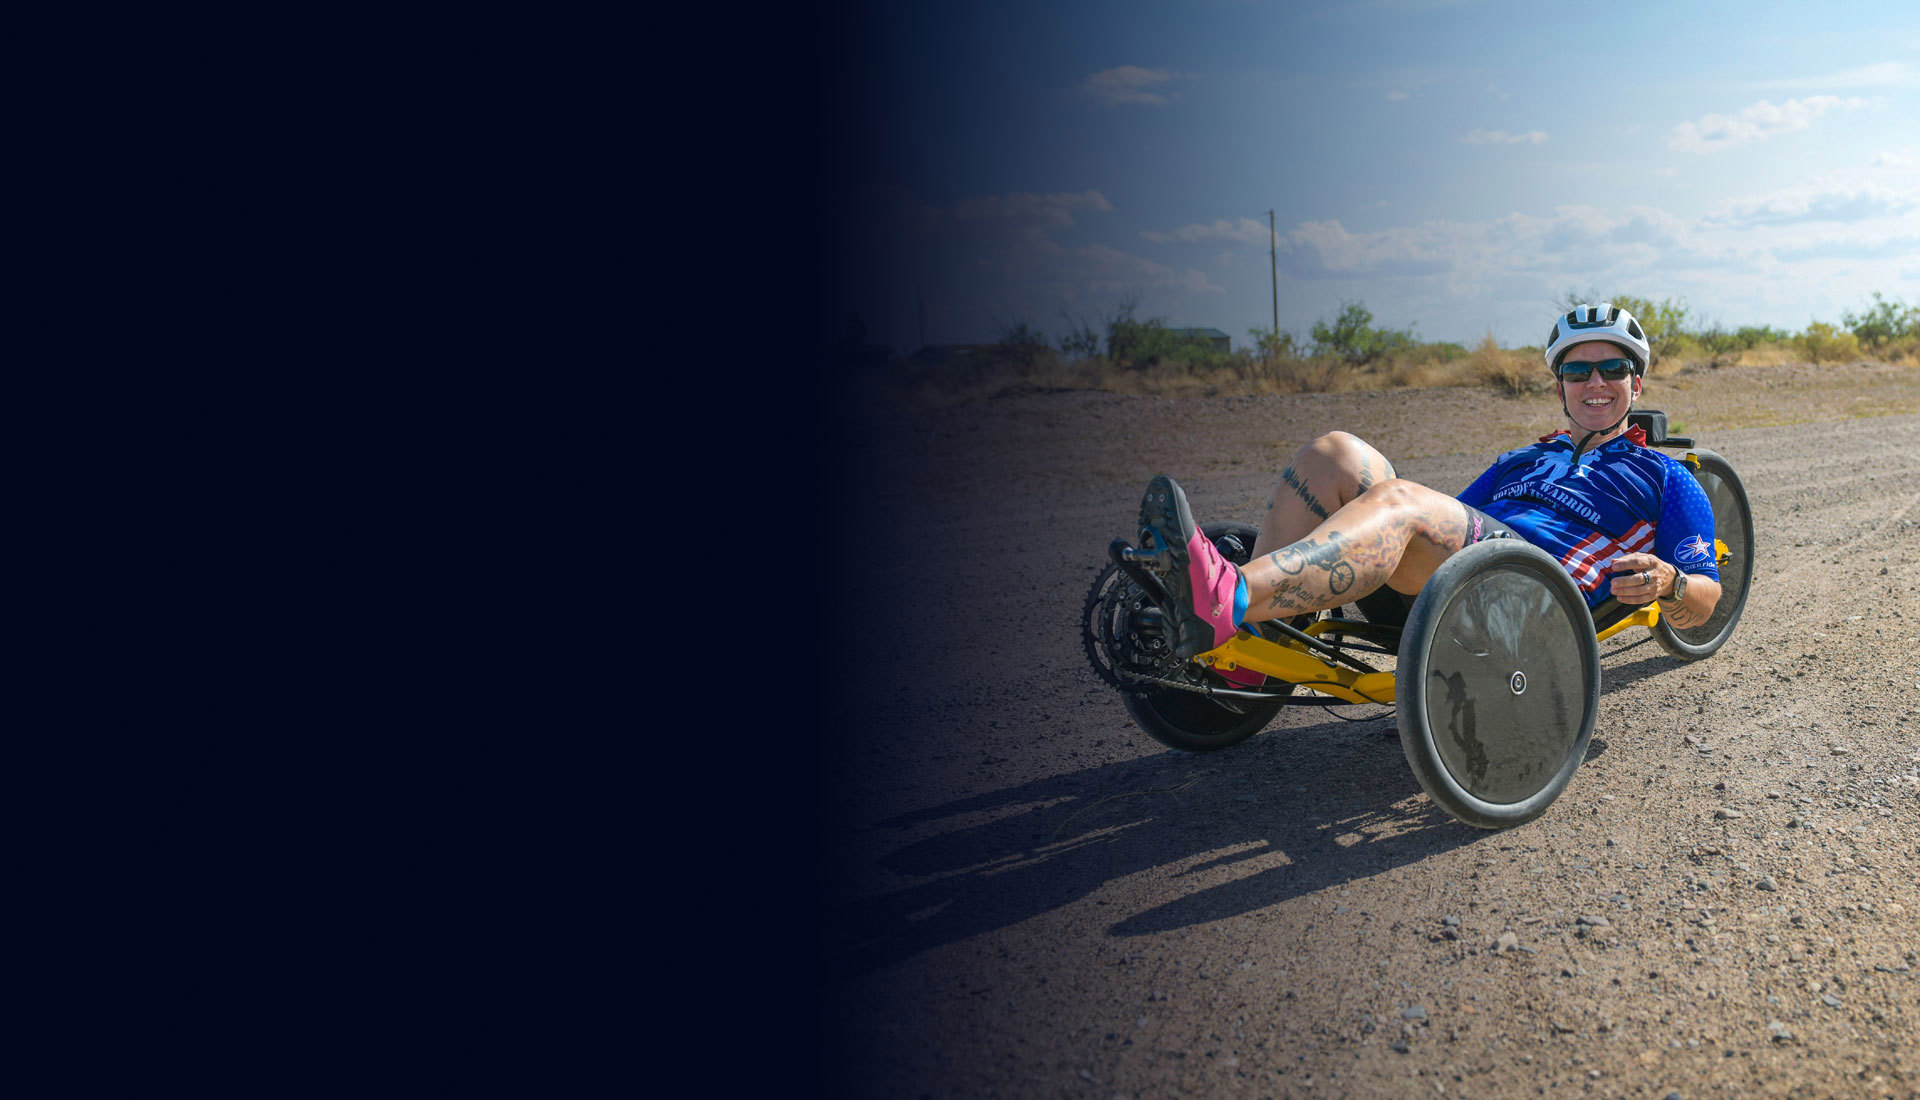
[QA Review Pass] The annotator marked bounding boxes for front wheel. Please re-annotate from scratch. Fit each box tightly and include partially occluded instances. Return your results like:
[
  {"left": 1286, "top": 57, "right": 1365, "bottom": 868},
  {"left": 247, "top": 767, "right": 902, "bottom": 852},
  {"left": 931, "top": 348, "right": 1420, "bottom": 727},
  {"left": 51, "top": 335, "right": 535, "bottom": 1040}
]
[
  {"left": 1396, "top": 539, "right": 1600, "bottom": 829},
  {"left": 1652, "top": 450, "right": 1753, "bottom": 661}
]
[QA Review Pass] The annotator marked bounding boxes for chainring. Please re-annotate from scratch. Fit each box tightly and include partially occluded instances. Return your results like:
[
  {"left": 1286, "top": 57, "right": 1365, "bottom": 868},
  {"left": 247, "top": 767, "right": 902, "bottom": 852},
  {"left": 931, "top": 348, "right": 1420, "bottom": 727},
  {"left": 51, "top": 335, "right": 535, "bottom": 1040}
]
[
  {"left": 1081, "top": 560, "right": 1186, "bottom": 693},
  {"left": 1081, "top": 528, "right": 1258, "bottom": 698}
]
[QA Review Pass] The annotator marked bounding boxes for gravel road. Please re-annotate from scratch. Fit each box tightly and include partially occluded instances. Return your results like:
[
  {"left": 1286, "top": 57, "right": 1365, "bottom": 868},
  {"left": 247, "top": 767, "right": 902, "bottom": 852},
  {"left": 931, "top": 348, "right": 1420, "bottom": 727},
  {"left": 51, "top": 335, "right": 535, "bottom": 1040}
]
[{"left": 822, "top": 361, "right": 1920, "bottom": 1099}]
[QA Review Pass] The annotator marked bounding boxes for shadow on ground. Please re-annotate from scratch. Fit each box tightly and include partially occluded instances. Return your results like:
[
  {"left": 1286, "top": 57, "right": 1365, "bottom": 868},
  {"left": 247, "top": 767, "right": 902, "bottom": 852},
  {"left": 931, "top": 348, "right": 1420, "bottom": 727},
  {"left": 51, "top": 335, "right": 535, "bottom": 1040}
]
[
  {"left": 826, "top": 646, "right": 1676, "bottom": 983},
  {"left": 825, "top": 713, "right": 1479, "bottom": 982}
]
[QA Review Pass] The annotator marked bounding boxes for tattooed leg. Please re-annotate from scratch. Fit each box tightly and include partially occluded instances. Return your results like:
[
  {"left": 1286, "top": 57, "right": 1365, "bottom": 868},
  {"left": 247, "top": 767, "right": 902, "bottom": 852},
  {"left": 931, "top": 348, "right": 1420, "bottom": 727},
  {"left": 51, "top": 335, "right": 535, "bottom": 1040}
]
[
  {"left": 1254, "top": 431, "right": 1399, "bottom": 560},
  {"left": 1240, "top": 479, "right": 1475, "bottom": 623},
  {"left": 1280, "top": 464, "right": 1328, "bottom": 520}
]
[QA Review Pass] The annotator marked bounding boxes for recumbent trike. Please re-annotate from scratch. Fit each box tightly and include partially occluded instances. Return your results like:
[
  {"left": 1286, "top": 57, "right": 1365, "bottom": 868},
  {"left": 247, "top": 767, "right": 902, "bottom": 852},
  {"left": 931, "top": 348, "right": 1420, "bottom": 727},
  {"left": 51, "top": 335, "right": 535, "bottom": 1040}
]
[{"left": 1081, "top": 411, "right": 1754, "bottom": 829}]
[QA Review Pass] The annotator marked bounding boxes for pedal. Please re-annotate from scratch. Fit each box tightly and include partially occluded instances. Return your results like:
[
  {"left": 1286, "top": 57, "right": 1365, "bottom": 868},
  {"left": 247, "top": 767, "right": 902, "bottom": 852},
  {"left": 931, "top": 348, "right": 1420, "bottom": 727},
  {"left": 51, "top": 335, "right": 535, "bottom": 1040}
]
[{"left": 1119, "top": 545, "right": 1174, "bottom": 571}]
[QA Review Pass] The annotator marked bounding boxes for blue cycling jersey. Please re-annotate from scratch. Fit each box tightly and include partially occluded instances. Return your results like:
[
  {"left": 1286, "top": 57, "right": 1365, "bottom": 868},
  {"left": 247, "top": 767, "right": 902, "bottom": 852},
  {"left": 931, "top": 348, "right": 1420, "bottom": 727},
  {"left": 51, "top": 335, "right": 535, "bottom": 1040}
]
[{"left": 1456, "top": 427, "right": 1721, "bottom": 610}]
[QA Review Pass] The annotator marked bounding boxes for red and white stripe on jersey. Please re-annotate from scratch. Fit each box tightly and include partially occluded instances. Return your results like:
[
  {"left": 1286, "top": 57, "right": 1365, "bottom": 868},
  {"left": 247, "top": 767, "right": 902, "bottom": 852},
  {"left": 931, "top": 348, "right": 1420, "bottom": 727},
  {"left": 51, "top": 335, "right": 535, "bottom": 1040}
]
[{"left": 1559, "top": 521, "right": 1654, "bottom": 592}]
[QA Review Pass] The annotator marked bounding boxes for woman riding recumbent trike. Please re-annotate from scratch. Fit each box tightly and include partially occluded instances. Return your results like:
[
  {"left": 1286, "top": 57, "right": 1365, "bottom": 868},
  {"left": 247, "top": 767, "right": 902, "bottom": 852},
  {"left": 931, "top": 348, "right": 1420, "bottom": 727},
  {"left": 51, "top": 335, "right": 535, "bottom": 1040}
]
[{"left": 1082, "top": 409, "right": 1754, "bottom": 830}]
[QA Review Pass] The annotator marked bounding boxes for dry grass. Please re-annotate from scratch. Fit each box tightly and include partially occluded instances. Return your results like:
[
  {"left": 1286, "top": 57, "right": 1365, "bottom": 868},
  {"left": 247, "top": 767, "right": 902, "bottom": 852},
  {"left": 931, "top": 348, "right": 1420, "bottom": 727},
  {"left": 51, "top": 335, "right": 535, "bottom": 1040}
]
[
  {"left": 1870, "top": 336, "right": 1920, "bottom": 364},
  {"left": 1731, "top": 344, "right": 1796, "bottom": 368},
  {"left": 861, "top": 338, "right": 1917, "bottom": 410},
  {"left": 1465, "top": 333, "right": 1549, "bottom": 395}
]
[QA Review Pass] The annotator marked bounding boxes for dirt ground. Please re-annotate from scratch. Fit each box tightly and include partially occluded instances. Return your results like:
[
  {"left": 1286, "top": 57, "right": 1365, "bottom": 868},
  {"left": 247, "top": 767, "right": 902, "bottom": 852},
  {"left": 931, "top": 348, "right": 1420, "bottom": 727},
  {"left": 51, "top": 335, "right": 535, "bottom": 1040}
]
[{"left": 820, "top": 358, "right": 1920, "bottom": 1099}]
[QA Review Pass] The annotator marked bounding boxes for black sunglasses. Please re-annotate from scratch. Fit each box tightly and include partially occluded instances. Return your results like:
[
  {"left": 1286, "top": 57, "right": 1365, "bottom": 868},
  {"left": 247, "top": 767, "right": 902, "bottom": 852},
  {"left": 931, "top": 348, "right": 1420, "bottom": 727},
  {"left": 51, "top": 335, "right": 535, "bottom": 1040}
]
[{"left": 1555, "top": 358, "right": 1637, "bottom": 383}]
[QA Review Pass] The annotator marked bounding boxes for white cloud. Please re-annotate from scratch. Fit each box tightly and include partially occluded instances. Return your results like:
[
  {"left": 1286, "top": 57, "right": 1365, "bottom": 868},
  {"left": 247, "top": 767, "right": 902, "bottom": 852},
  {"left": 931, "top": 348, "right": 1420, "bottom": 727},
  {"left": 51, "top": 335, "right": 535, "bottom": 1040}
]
[
  {"left": 1140, "top": 216, "right": 1269, "bottom": 245},
  {"left": 1463, "top": 129, "right": 1548, "bottom": 145},
  {"left": 1875, "top": 148, "right": 1917, "bottom": 168},
  {"left": 1762, "top": 62, "right": 1917, "bottom": 90},
  {"left": 1080, "top": 66, "right": 1181, "bottom": 106},
  {"left": 1667, "top": 96, "right": 1878, "bottom": 153},
  {"left": 1704, "top": 182, "right": 1919, "bottom": 227},
  {"left": 1037, "top": 242, "right": 1222, "bottom": 295},
  {"left": 1278, "top": 219, "right": 1457, "bottom": 277},
  {"left": 1771, "top": 235, "right": 1920, "bottom": 262},
  {"left": 1252, "top": 205, "right": 1719, "bottom": 281},
  {"left": 1385, "top": 90, "right": 1411, "bottom": 101}
]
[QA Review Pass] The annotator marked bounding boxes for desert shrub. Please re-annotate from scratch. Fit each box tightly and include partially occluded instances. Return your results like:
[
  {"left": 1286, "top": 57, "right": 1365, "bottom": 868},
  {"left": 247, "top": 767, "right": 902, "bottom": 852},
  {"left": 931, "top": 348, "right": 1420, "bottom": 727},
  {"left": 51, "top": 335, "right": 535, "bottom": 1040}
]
[
  {"left": 1874, "top": 335, "right": 1920, "bottom": 364},
  {"left": 1100, "top": 298, "right": 1223, "bottom": 369},
  {"left": 1691, "top": 325, "right": 1739, "bottom": 357},
  {"left": 1798, "top": 321, "right": 1861, "bottom": 364},
  {"left": 1732, "top": 324, "right": 1789, "bottom": 349},
  {"left": 1247, "top": 324, "right": 1301, "bottom": 363},
  {"left": 1310, "top": 301, "right": 1415, "bottom": 365},
  {"left": 993, "top": 319, "right": 1055, "bottom": 370},
  {"left": 1610, "top": 294, "right": 1690, "bottom": 365},
  {"left": 1056, "top": 312, "right": 1102, "bottom": 360},
  {"left": 1841, "top": 293, "right": 1920, "bottom": 349}
]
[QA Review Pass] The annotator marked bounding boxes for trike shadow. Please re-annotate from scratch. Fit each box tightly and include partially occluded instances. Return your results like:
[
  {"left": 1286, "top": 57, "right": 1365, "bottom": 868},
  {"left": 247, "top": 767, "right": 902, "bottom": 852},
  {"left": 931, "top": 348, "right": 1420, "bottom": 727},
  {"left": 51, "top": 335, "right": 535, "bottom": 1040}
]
[
  {"left": 825, "top": 647, "right": 1672, "bottom": 982},
  {"left": 826, "top": 711, "right": 1520, "bottom": 983}
]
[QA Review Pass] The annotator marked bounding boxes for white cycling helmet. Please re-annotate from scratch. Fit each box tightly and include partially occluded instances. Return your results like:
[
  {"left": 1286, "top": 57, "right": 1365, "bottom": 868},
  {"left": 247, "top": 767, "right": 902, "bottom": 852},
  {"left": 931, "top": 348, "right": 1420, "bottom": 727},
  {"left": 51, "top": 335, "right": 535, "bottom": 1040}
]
[{"left": 1543, "top": 302, "right": 1652, "bottom": 373}]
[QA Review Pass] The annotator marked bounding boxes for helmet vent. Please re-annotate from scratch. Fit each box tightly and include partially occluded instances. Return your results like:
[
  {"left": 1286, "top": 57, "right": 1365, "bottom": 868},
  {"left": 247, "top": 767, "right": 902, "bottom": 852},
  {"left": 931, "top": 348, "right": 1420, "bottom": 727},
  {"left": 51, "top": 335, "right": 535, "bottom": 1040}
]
[{"left": 1628, "top": 319, "right": 1644, "bottom": 340}]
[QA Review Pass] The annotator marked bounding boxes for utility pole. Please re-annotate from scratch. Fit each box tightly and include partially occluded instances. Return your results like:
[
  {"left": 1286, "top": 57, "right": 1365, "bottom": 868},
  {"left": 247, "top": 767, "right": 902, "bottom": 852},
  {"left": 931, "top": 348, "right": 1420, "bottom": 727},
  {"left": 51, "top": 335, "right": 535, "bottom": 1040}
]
[{"left": 1267, "top": 210, "right": 1279, "bottom": 343}]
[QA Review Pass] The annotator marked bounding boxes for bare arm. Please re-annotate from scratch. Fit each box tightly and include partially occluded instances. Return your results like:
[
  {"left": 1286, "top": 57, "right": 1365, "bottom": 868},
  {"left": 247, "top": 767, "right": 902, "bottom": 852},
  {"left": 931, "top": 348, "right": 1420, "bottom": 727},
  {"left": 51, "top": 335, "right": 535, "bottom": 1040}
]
[{"left": 1608, "top": 551, "right": 1722, "bottom": 628}]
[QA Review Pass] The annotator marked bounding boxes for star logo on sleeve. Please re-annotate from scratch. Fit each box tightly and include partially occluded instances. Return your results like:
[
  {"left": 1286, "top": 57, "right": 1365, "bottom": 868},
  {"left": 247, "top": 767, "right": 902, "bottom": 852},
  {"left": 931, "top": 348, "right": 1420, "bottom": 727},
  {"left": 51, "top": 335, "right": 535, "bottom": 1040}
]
[{"left": 1676, "top": 534, "right": 1713, "bottom": 564}]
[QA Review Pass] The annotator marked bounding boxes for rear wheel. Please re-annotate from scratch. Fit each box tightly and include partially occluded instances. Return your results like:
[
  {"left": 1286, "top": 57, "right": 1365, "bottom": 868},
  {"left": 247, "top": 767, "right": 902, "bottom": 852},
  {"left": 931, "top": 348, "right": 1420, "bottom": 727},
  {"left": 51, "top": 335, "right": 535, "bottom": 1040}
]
[
  {"left": 1396, "top": 540, "right": 1600, "bottom": 829},
  {"left": 1652, "top": 451, "right": 1753, "bottom": 661},
  {"left": 1085, "top": 520, "right": 1293, "bottom": 752}
]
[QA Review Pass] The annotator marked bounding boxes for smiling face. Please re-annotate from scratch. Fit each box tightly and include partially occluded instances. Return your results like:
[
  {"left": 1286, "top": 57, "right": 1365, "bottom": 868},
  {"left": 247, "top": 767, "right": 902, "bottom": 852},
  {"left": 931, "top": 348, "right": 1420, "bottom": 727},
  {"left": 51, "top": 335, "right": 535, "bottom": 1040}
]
[{"left": 1557, "top": 340, "right": 1643, "bottom": 436}]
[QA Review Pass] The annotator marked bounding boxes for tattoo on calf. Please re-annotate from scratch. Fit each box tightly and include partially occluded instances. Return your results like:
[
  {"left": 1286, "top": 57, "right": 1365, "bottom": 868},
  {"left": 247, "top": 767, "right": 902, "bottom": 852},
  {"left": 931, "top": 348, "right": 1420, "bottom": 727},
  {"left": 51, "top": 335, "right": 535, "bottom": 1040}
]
[
  {"left": 1328, "top": 561, "right": 1356, "bottom": 594},
  {"left": 1270, "top": 544, "right": 1307, "bottom": 575},
  {"left": 1266, "top": 578, "right": 1312, "bottom": 612},
  {"left": 1356, "top": 455, "right": 1375, "bottom": 494},
  {"left": 1281, "top": 465, "right": 1329, "bottom": 520},
  {"left": 1266, "top": 531, "right": 1358, "bottom": 599}
]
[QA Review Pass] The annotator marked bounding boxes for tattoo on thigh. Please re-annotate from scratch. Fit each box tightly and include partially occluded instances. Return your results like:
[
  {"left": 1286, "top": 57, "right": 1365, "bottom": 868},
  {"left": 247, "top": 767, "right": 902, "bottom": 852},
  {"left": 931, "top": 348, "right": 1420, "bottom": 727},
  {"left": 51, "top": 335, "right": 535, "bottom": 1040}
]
[
  {"left": 1414, "top": 503, "right": 1472, "bottom": 553},
  {"left": 1280, "top": 465, "right": 1329, "bottom": 520}
]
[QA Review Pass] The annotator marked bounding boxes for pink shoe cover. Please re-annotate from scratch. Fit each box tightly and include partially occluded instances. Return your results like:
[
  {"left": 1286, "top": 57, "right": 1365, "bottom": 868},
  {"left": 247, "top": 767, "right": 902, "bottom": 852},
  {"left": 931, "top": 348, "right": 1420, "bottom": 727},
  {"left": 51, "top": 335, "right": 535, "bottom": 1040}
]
[{"left": 1140, "top": 475, "right": 1242, "bottom": 660}]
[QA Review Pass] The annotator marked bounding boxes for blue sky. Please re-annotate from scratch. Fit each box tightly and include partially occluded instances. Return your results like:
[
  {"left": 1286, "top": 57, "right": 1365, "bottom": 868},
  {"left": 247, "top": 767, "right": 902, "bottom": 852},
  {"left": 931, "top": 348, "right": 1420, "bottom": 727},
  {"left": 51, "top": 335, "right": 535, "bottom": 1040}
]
[{"left": 826, "top": 0, "right": 1920, "bottom": 352}]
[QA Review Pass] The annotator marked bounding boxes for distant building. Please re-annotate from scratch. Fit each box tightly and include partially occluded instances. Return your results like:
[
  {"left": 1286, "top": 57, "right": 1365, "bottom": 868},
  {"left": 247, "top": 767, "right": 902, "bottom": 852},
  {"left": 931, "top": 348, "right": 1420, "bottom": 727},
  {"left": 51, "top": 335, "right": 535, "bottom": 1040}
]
[{"left": 1171, "top": 327, "right": 1231, "bottom": 354}]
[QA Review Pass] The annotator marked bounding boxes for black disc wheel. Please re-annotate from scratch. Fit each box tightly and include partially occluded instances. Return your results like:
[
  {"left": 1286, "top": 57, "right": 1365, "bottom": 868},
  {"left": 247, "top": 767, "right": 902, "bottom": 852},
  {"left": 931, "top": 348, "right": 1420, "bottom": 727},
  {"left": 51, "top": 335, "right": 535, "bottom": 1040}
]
[
  {"left": 1088, "top": 520, "right": 1293, "bottom": 753},
  {"left": 1652, "top": 450, "right": 1753, "bottom": 661},
  {"left": 1396, "top": 539, "right": 1600, "bottom": 829}
]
